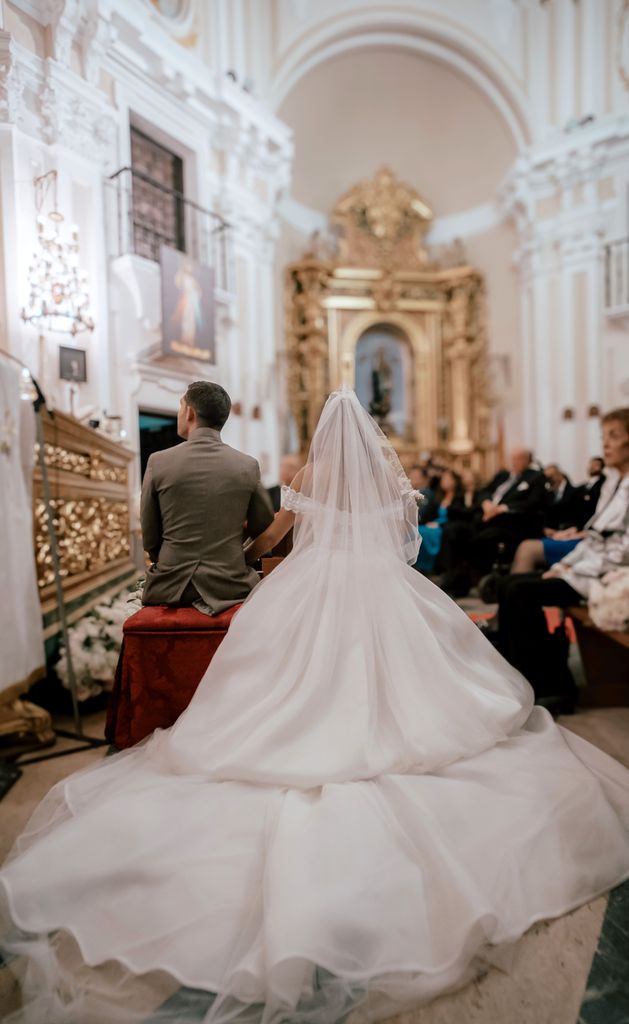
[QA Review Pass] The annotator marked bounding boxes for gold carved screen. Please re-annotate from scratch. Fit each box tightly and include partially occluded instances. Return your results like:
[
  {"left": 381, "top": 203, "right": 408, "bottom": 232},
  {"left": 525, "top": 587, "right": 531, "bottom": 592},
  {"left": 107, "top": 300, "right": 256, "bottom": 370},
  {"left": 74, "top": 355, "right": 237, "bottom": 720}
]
[
  {"left": 285, "top": 168, "right": 496, "bottom": 473},
  {"left": 35, "top": 410, "right": 136, "bottom": 627}
]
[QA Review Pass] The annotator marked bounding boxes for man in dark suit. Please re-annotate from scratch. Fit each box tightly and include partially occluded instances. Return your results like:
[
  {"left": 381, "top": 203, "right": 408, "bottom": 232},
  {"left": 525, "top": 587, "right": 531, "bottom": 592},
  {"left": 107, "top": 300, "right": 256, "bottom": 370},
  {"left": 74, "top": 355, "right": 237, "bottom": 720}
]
[
  {"left": 141, "top": 381, "right": 274, "bottom": 613},
  {"left": 570, "top": 456, "right": 605, "bottom": 529},
  {"left": 543, "top": 463, "right": 576, "bottom": 530},
  {"left": 470, "top": 448, "right": 548, "bottom": 578}
]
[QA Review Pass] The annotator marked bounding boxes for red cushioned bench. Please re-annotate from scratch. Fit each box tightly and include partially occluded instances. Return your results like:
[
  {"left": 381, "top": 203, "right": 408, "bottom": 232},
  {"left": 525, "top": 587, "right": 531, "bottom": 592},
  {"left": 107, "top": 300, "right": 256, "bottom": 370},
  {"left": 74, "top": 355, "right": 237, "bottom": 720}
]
[{"left": 105, "top": 603, "right": 242, "bottom": 750}]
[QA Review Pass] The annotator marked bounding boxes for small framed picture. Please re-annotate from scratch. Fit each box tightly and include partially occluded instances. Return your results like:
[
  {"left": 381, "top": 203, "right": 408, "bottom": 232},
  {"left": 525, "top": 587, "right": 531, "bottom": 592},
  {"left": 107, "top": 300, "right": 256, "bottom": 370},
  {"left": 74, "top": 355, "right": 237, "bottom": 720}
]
[{"left": 59, "top": 346, "right": 87, "bottom": 383}]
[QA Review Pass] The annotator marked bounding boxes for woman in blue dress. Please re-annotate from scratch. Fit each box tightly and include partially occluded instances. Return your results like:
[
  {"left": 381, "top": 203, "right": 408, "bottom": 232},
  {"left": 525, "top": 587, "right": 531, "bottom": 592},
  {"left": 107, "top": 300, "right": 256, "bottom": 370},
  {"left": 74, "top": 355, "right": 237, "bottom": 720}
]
[{"left": 415, "top": 469, "right": 465, "bottom": 573}]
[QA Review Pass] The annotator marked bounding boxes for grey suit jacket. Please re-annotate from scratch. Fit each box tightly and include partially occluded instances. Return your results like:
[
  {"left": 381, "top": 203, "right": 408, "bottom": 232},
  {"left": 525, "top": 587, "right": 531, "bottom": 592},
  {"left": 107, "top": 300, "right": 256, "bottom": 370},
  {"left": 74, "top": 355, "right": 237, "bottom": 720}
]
[{"left": 140, "top": 428, "right": 274, "bottom": 612}]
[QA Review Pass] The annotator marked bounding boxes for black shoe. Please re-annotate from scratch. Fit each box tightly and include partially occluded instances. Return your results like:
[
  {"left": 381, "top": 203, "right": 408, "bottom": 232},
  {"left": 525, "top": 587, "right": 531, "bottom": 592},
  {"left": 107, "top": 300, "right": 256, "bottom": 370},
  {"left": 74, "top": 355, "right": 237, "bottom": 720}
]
[
  {"left": 478, "top": 572, "right": 503, "bottom": 604},
  {"left": 440, "top": 575, "right": 471, "bottom": 599},
  {"left": 535, "top": 693, "right": 577, "bottom": 717}
]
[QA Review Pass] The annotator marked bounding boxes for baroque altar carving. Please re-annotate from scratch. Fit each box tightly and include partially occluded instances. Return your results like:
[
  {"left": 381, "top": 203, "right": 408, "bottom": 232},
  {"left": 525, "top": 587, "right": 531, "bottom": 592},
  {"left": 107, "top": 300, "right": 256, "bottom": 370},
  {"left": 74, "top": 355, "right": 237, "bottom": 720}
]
[
  {"left": 284, "top": 167, "right": 496, "bottom": 473},
  {"left": 34, "top": 410, "right": 135, "bottom": 621}
]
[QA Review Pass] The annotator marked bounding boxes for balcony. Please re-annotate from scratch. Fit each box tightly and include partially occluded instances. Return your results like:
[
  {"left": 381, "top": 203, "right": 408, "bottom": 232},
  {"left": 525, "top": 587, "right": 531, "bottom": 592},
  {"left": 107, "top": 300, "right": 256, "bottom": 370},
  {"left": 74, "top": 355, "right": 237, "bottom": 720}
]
[{"left": 106, "top": 167, "right": 233, "bottom": 296}]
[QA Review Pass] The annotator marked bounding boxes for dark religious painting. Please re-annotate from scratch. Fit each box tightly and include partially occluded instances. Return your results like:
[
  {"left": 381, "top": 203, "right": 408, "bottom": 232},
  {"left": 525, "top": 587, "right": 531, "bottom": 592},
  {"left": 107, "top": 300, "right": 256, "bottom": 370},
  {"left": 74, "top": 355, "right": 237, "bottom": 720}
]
[
  {"left": 160, "top": 245, "right": 215, "bottom": 362},
  {"left": 59, "top": 345, "right": 87, "bottom": 383}
]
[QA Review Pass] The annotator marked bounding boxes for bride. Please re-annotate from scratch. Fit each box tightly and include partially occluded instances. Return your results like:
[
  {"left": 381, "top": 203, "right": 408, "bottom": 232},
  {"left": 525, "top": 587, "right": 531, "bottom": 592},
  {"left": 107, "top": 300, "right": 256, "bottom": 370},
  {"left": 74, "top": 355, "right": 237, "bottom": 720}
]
[{"left": 1, "top": 388, "right": 629, "bottom": 1024}]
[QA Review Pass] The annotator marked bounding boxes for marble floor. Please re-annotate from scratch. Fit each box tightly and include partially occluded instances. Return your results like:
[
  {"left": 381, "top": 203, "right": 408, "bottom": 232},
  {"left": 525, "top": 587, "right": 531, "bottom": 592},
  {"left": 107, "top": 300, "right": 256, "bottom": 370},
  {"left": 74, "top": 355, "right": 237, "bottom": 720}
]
[{"left": 1, "top": 706, "right": 628, "bottom": 1024}]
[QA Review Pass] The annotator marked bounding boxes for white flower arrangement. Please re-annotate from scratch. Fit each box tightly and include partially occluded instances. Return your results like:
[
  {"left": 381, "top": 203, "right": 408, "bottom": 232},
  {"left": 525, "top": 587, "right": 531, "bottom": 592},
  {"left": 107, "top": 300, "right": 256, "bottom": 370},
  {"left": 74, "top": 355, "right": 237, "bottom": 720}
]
[
  {"left": 56, "top": 582, "right": 144, "bottom": 701},
  {"left": 588, "top": 567, "right": 629, "bottom": 634}
]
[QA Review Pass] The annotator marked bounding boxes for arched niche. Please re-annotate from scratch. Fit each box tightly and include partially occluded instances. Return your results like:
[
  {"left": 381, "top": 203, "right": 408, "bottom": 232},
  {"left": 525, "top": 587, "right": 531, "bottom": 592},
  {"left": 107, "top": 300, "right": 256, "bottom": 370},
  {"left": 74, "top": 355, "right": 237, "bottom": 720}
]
[{"left": 337, "top": 311, "right": 438, "bottom": 457}]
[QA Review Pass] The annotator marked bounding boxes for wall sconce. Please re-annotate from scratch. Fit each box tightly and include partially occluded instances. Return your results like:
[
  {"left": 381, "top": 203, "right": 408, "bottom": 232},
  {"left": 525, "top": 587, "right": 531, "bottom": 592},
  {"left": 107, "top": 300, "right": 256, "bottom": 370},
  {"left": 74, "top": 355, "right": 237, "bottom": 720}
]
[
  {"left": 587, "top": 404, "right": 601, "bottom": 418},
  {"left": 561, "top": 407, "right": 575, "bottom": 421}
]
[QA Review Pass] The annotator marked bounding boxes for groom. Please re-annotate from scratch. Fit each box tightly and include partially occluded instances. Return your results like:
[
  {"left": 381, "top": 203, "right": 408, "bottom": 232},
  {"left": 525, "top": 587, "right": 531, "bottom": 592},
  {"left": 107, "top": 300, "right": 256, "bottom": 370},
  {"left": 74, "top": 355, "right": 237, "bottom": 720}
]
[{"left": 141, "top": 381, "right": 274, "bottom": 614}]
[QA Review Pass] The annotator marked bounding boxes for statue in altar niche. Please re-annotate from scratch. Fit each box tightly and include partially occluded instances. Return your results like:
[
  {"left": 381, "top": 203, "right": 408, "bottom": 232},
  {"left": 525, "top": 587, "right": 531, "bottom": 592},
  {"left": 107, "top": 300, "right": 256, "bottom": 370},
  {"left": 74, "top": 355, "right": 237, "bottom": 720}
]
[
  {"left": 369, "top": 347, "right": 393, "bottom": 430},
  {"left": 355, "top": 326, "right": 411, "bottom": 438}
]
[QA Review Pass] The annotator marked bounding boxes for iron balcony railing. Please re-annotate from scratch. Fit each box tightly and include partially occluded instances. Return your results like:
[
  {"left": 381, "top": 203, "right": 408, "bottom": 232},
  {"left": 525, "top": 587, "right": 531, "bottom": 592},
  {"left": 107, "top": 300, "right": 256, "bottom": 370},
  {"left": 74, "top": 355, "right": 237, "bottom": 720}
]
[
  {"left": 604, "top": 237, "right": 629, "bottom": 312},
  {"left": 106, "top": 167, "right": 233, "bottom": 294}
]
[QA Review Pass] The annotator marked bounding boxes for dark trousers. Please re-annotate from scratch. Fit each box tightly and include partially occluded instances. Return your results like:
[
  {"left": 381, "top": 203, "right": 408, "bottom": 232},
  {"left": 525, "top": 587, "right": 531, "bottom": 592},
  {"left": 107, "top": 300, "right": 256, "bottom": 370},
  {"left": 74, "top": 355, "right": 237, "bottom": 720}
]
[
  {"left": 497, "top": 572, "right": 581, "bottom": 696},
  {"left": 471, "top": 526, "right": 523, "bottom": 576},
  {"left": 179, "top": 581, "right": 202, "bottom": 605},
  {"left": 439, "top": 521, "right": 474, "bottom": 592}
]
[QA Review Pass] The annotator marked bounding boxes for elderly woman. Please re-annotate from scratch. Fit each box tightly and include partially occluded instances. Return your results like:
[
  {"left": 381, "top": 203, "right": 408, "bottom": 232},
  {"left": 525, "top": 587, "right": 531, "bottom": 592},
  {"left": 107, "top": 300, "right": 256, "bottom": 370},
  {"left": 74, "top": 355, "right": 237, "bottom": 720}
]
[{"left": 497, "top": 407, "right": 629, "bottom": 713}]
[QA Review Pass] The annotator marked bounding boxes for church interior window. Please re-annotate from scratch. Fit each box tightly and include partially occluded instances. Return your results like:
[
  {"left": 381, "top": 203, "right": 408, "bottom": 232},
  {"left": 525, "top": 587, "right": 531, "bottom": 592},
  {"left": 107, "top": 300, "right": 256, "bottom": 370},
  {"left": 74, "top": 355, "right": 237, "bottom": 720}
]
[{"left": 130, "top": 126, "right": 185, "bottom": 262}]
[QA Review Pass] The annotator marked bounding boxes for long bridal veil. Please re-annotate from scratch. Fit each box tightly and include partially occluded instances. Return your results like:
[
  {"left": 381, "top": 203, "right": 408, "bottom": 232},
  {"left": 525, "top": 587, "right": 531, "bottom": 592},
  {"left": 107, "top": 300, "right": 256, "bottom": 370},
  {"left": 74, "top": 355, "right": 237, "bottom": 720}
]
[
  {"left": 284, "top": 387, "right": 421, "bottom": 565},
  {"left": 1, "top": 389, "right": 629, "bottom": 1024}
]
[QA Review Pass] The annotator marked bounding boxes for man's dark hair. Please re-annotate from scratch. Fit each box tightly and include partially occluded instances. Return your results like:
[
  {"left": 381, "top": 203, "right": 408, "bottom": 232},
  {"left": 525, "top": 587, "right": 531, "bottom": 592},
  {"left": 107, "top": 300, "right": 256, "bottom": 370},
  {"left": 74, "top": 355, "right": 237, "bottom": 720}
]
[{"left": 184, "top": 381, "right": 231, "bottom": 430}]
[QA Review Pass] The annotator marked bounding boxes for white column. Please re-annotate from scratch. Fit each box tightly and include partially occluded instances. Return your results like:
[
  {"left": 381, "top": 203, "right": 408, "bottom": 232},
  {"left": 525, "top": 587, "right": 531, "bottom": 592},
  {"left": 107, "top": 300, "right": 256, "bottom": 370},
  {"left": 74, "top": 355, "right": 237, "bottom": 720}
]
[
  {"left": 584, "top": 255, "right": 605, "bottom": 457},
  {"left": 558, "top": 260, "right": 579, "bottom": 475},
  {"left": 215, "top": 0, "right": 231, "bottom": 76},
  {"left": 519, "top": 279, "right": 535, "bottom": 446},
  {"left": 524, "top": 2, "right": 552, "bottom": 140},
  {"left": 531, "top": 272, "right": 554, "bottom": 461},
  {"left": 230, "top": 0, "right": 247, "bottom": 81},
  {"left": 580, "top": 0, "right": 603, "bottom": 117},
  {"left": 555, "top": 0, "right": 576, "bottom": 128}
]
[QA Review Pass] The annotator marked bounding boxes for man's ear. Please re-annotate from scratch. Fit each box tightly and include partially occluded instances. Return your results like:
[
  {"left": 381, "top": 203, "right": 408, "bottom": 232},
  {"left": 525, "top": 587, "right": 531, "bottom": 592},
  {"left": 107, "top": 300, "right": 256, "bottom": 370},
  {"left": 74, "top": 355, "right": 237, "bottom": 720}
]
[{"left": 186, "top": 404, "right": 196, "bottom": 424}]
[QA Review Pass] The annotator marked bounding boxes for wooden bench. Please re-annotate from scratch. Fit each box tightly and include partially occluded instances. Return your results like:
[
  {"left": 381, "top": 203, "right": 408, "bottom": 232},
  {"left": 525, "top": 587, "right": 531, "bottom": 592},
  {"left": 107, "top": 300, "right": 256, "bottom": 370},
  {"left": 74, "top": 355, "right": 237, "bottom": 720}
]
[{"left": 568, "top": 606, "right": 629, "bottom": 707}]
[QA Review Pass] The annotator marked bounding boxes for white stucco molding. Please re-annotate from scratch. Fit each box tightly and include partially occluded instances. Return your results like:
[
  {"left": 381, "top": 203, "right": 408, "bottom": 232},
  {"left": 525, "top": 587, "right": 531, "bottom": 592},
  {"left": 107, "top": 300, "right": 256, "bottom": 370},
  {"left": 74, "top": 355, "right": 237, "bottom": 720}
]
[
  {"left": 501, "top": 115, "right": 629, "bottom": 217},
  {"left": 269, "top": 6, "right": 532, "bottom": 151},
  {"left": 0, "top": 33, "right": 117, "bottom": 162}
]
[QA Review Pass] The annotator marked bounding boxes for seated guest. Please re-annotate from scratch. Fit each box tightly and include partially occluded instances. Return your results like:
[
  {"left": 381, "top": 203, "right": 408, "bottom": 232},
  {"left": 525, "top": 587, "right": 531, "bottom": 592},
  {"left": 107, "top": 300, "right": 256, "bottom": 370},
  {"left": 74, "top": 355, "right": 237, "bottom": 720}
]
[
  {"left": 426, "top": 458, "right": 447, "bottom": 493},
  {"left": 415, "top": 470, "right": 465, "bottom": 573},
  {"left": 497, "top": 407, "right": 629, "bottom": 713},
  {"left": 435, "top": 469, "right": 479, "bottom": 595},
  {"left": 141, "top": 381, "right": 274, "bottom": 614},
  {"left": 571, "top": 455, "right": 606, "bottom": 528},
  {"left": 471, "top": 449, "right": 548, "bottom": 572},
  {"left": 267, "top": 454, "right": 303, "bottom": 513},
  {"left": 543, "top": 463, "right": 575, "bottom": 530},
  {"left": 460, "top": 468, "right": 479, "bottom": 511},
  {"left": 409, "top": 465, "right": 438, "bottom": 523},
  {"left": 511, "top": 457, "right": 607, "bottom": 574}
]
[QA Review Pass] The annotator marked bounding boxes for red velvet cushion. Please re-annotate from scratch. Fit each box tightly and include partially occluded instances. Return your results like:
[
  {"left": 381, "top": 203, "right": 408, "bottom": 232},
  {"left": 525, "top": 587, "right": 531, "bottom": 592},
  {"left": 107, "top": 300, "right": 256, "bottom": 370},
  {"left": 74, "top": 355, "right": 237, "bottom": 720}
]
[
  {"left": 124, "top": 603, "right": 242, "bottom": 634},
  {"left": 106, "top": 602, "right": 243, "bottom": 749}
]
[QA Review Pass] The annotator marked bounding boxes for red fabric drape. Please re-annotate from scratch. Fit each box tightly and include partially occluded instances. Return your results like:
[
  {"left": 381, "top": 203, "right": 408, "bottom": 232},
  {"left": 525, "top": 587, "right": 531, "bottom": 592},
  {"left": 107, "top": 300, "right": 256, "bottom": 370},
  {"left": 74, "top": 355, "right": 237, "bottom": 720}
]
[{"left": 106, "top": 604, "right": 242, "bottom": 749}]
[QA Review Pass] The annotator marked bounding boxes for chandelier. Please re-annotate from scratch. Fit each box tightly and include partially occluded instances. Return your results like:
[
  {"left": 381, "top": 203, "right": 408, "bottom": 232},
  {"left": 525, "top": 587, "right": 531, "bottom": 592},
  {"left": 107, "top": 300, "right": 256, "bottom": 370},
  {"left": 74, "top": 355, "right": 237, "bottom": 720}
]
[{"left": 21, "top": 171, "right": 95, "bottom": 337}]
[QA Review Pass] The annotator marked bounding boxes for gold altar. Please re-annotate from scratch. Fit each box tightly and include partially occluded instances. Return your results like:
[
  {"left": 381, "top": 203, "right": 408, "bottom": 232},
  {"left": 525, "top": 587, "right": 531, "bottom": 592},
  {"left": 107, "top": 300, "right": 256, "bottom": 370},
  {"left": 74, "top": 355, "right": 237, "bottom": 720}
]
[
  {"left": 35, "top": 409, "right": 135, "bottom": 628},
  {"left": 285, "top": 168, "right": 497, "bottom": 473}
]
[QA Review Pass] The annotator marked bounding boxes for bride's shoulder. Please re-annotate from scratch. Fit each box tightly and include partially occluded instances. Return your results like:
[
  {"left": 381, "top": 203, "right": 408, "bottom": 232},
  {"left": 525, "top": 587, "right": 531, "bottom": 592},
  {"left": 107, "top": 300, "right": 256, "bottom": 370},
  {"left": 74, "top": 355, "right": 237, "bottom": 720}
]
[{"left": 281, "top": 468, "right": 308, "bottom": 513}]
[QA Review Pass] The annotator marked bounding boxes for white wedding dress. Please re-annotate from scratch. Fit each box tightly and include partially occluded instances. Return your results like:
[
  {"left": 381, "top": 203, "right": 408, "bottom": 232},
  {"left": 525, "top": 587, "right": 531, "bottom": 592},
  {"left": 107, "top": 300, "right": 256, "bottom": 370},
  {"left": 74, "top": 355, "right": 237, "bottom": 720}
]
[{"left": 2, "top": 390, "right": 629, "bottom": 1024}]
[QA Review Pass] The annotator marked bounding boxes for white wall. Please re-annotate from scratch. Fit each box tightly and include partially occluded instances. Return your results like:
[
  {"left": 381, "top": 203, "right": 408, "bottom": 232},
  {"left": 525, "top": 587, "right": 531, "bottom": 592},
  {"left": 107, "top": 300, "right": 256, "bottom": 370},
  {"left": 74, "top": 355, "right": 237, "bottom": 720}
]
[
  {"left": 0, "top": 0, "right": 293, "bottom": 519},
  {"left": 2, "top": 0, "right": 629, "bottom": 484},
  {"left": 267, "top": 0, "right": 629, "bottom": 479}
]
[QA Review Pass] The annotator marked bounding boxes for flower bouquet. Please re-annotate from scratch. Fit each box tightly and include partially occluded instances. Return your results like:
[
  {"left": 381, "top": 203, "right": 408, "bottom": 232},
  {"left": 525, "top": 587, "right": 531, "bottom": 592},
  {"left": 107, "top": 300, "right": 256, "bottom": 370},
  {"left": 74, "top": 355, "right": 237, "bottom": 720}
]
[
  {"left": 587, "top": 567, "right": 629, "bottom": 634},
  {"left": 56, "top": 582, "right": 143, "bottom": 700}
]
